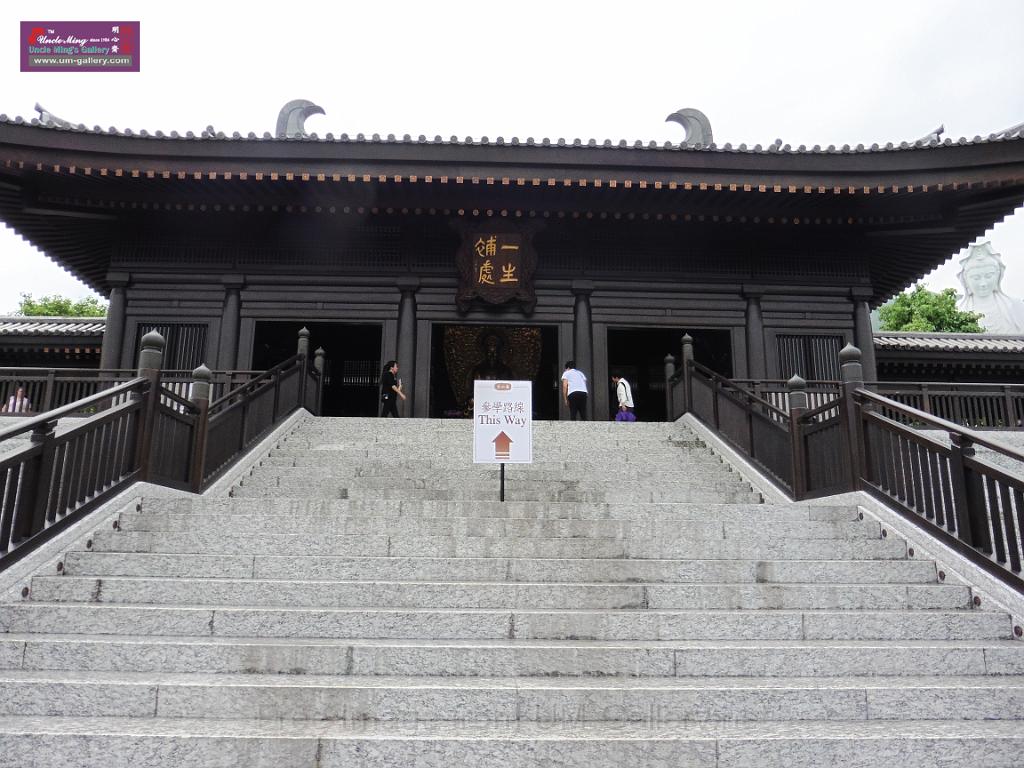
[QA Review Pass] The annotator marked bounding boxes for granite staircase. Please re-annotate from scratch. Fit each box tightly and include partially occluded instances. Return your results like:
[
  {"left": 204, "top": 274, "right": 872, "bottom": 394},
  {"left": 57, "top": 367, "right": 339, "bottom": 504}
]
[{"left": 0, "top": 417, "right": 1022, "bottom": 766}]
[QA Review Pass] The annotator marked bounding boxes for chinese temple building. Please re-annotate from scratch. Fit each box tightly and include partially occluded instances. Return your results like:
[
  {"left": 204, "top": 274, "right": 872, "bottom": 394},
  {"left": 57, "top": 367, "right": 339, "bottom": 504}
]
[{"left": 1, "top": 105, "right": 1023, "bottom": 418}]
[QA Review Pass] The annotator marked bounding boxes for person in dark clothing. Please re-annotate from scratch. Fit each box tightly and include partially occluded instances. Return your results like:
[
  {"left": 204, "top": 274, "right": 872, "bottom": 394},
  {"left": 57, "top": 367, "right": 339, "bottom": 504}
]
[{"left": 379, "top": 360, "right": 406, "bottom": 417}]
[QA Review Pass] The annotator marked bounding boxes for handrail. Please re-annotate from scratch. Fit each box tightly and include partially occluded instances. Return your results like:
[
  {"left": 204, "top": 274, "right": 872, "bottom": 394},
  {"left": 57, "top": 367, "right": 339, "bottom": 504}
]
[
  {"left": 734, "top": 378, "right": 842, "bottom": 387},
  {"left": 797, "top": 397, "right": 843, "bottom": 423},
  {"left": 690, "top": 361, "right": 791, "bottom": 420},
  {"left": 157, "top": 385, "right": 199, "bottom": 412},
  {"left": 875, "top": 380, "right": 1024, "bottom": 390},
  {"left": 0, "top": 378, "right": 144, "bottom": 441},
  {"left": 210, "top": 353, "right": 302, "bottom": 410},
  {"left": 855, "top": 389, "right": 1024, "bottom": 461}
]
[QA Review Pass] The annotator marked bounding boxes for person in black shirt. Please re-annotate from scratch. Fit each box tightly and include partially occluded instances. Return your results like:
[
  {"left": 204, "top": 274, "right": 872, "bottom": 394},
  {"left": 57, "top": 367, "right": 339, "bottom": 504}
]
[{"left": 379, "top": 360, "right": 406, "bottom": 417}]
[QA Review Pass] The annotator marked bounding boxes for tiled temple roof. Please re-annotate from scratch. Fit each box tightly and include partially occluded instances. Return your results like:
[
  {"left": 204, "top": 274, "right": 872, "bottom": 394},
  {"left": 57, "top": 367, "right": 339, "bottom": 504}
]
[
  {"left": 3, "top": 112, "right": 1022, "bottom": 155},
  {"left": 0, "top": 316, "right": 105, "bottom": 336},
  {"left": 874, "top": 331, "right": 1024, "bottom": 354}
]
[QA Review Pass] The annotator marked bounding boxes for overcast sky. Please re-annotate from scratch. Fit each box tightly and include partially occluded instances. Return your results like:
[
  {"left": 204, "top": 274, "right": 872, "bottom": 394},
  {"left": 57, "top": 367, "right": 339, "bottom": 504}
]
[{"left": 2, "top": 0, "right": 1023, "bottom": 313}]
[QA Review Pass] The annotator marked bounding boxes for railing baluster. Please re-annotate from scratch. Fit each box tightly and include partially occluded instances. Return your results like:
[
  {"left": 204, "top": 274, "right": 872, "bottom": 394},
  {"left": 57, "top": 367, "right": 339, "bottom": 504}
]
[
  {"left": 988, "top": 477, "right": 1008, "bottom": 568},
  {"left": 915, "top": 441, "right": 935, "bottom": 521},
  {"left": 0, "top": 467, "right": 16, "bottom": 551},
  {"left": 1008, "top": 488, "right": 1024, "bottom": 574},
  {"left": 947, "top": 434, "right": 975, "bottom": 545},
  {"left": 42, "top": 370, "right": 56, "bottom": 412},
  {"left": 28, "top": 420, "right": 58, "bottom": 535}
]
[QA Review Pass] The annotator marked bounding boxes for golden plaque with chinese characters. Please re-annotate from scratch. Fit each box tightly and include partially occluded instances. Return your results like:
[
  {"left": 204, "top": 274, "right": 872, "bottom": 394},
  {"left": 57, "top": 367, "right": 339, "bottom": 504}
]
[{"left": 455, "top": 224, "right": 538, "bottom": 313}]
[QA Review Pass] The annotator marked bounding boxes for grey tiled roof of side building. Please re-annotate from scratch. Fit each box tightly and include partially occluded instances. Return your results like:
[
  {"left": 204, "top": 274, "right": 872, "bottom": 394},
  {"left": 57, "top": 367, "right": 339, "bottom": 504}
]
[
  {"left": 874, "top": 331, "right": 1024, "bottom": 354},
  {"left": 2, "top": 113, "right": 1022, "bottom": 155},
  {"left": 0, "top": 316, "right": 106, "bottom": 336}
]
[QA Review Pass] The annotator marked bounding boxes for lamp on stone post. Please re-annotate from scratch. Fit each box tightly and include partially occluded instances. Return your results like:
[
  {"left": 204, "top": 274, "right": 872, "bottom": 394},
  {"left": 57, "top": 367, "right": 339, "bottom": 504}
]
[
  {"left": 188, "top": 364, "right": 212, "bottom": 492},
  {"left": 787, "top": 374, "right": 809, "bottom": 499},
  {"left": 135, "top": 331, "right": 165, "bottom": 482}
]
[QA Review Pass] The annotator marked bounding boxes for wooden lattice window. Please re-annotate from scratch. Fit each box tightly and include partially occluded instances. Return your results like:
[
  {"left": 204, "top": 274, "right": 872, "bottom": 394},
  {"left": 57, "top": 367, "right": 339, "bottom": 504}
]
[
  {"left": 136, "top": 323, "right": 208, "bottom": 371},
  {"left": 776, "top": 334, "right": 843, "bottom": 380}
]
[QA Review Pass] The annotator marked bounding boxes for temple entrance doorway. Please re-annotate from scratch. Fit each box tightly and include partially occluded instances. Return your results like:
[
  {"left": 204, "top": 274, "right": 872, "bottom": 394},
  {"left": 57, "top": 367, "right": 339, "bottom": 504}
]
[
  {"left": 606, "top": 327, "right": 733, "bottom": 421},
  {"left": 252, "top": 321, "right": 382, "bottom": 417},
  {"left": 429, "top": 324, "right": 560, "bottom": 419}
]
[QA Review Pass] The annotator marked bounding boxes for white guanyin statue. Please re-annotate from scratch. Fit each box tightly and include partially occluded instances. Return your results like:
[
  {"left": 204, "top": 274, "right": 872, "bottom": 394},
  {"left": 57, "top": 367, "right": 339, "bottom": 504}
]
[{"left": 957, "top": 241, "right": 1024, "bottom": 335}]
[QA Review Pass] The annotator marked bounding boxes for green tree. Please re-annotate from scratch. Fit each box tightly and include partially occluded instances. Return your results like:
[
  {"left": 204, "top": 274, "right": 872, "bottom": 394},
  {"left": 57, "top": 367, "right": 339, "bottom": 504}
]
[
  {"left": 15, "top": 293, "right": 107, "bottom": 317},
  {"left": 878, "top": 285, "right": 983, "bottom": 333}
]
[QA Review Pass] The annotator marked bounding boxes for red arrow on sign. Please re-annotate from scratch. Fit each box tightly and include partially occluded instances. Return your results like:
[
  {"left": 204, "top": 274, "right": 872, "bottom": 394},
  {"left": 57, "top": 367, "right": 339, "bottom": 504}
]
[{"left": 493, "top": 431, "right": 513, "bottom": 460}]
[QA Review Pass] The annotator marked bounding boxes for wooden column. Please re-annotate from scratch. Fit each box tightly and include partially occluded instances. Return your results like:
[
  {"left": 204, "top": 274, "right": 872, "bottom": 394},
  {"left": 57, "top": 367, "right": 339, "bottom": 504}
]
[
  {"left": 743, "top": 288, "right": 766, "bottom": 380},
  {"left": 99, "top": 275, "right": 128, "bottom": 370},
  {"left": 396, "top": 277, "right": 420, "bottom": 416},
  {"left": 217, "top": 276, "right": 244, "bottom": 371},
  {"left": 572, "top": 280, "right": 594, "bottom": 419},
  {"left": 852, "top": 292, "right": 878, "bottom": 382}
]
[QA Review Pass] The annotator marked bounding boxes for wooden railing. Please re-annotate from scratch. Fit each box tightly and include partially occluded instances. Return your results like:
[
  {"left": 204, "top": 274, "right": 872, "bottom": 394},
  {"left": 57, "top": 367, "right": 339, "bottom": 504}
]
[
  {"left": 687, "top": 361, "right": 796, "bottom": 493},
  {"left": 872, "top": 382, "right": 1024, "bottom": 430},
  {"left": 0, "top": 368, "right": 261, "bottom": 416},
  {"left": 720, "top": 376, "right": 1024, "bottom": 430},
  {"left": 854, "top": 389, "right": 1024, "bottom": 591},
  {"left": 199, "top": 353, "right": 319, "bottom": 487},
  {"left": 669, "top": 338, "right": 1024, "bottom": 591},
  {"left": 0, "top": 329, "right": 324, "bottom": 573},
  {"left": 0, "top": 378, "right": 148, "bottom": 570},
  {"left": 731, "top": 378, "right": 843, "bottom": 415}
]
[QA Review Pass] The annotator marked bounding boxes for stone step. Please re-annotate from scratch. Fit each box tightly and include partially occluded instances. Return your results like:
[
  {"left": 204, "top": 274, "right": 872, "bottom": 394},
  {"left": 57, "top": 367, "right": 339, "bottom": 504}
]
[
  {"left": 257, "top": 455, "right": 726, "bottom": 470},
  {"left": 134, "top": 497, "right": 846, "bottom": 522},
  {"left": 241, "top": 466, "right": 742, "bottom": 484},
  {"left": 63, "top": 552, "right": 937, "bottom": 583},
  {"left": 275, "top": 426, "right": 697, "bottom": 438},
  {"left": 268, "top": 447, "right": 708, "bottom": 461},
  {"left": 0, "top": 604, "right": 1008, "bottom": 641},
  {"left": 28, "top": 577, "right": 968, "bottom": 611},
  {"left": 3, "top": 635, "right": 1020, "bottom": 678},
  {"left": 115, "top": 513, "right": 881, "bottom": 541},
  {"left": 231, "top": 486, "right": 764, "bottom": 504},
  {"left": 276, "top": 428, "right": 696, "bottom": 438},
  {"left": 0, "top": 716, "right": 1020, "bottom": 768},
  {"left": 235, "top": 475, "right": 750, "bottom": 493},
  {"left": 278, "top": 438, "right": 706, "bottom": 450},
  {"left": 1, "top": 670, "right": 1022, "bottom": 722},
  {"left": 84, "top": 531, "right": 905, "bottom": 559}
]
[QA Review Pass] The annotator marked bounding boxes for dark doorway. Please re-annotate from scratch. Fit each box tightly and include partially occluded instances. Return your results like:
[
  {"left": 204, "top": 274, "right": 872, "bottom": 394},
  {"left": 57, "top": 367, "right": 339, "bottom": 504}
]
[
  {"left": 607, "top": 327, "right": 733, "bottom": 421},
  {"left": 252, "top": 322, "right": 381, "bottom": 417},
  {"left": 429, "top": 324, "right": 560, "bottom": 420}
]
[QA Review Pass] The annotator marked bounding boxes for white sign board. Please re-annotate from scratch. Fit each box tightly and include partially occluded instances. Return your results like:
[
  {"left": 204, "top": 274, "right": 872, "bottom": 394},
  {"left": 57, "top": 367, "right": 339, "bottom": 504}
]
[{"left": 472, "top": 380, "right": 533, "bottom": 464}]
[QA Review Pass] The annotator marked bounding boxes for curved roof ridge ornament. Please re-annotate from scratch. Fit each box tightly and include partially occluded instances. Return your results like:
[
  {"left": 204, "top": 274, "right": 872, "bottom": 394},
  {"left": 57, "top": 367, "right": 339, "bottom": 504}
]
[
  {"left": 996, "top": 120, "right": 1024, "bottom": 139},
  {"left": 34, "top": 103, "right": 73, "bottom": 128},
  {"left": 276, "top": 99, "right": 325, "bottom": 138},
  {"left": 917, "top": 124, "right": 945, "bottom": 143},
  {"left": 665, "top": 108, "right": 713, "bottom": 147}
]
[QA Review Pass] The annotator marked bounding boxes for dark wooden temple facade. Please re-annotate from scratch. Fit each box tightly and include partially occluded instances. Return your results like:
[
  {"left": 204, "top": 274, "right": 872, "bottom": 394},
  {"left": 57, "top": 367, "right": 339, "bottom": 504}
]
[{"left": 2, "top": 111, "right": 1023, "bottom": 418}]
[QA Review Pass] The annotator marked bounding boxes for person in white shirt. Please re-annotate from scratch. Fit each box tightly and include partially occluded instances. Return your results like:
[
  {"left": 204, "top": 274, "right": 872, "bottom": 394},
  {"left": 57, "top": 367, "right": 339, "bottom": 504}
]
[
  {"left": 2, "top": 385, "right": 32, "bottom": 414},
  {"left": 611, "top": 373, "right": 635, "bottom": 420},
  {"left": 561, "top": 361, "right": 588, "bottom": 421}
]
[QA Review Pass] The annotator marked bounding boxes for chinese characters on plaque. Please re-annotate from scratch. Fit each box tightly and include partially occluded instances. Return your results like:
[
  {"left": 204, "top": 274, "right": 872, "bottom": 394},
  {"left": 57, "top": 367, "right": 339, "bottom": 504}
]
[{"left": 456, "top": 225, "right": 538, "bottom": 312}]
